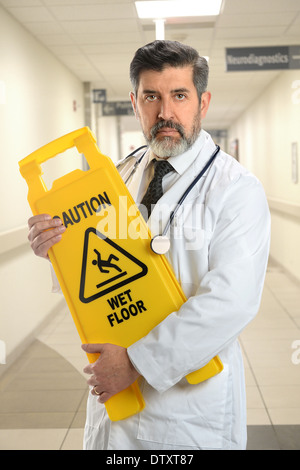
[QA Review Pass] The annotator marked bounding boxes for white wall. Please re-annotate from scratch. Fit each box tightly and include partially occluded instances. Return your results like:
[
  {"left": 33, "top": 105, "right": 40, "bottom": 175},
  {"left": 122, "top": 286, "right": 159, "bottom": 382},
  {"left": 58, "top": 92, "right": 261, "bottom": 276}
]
[
  {"left": 97, "top": 116, "right": 120, "bottom": 162},
  {"left": 97, "top": 114, "right": 146, "bottom": 163},
  {"left": 0, "top": 5, "right": 84, "bottom": 368},
  {"left": 121, "top": 131, "right": 146, "bottom": 158},
  {"left": 229, "top": 70, "right": 300, "bottom": 282}
]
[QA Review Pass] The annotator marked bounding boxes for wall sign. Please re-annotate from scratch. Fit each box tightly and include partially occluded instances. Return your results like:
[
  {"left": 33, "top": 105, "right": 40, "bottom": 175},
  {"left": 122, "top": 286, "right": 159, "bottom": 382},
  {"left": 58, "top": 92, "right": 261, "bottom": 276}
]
[
  {"left": 93, "top": 89, "right": 107, "bottom": 103},
  {"left": 102, "top": 101, "right": 134, "bottom": 116},
  {"left": 226, "top": 46, "right": 300, "bottom": 71}
]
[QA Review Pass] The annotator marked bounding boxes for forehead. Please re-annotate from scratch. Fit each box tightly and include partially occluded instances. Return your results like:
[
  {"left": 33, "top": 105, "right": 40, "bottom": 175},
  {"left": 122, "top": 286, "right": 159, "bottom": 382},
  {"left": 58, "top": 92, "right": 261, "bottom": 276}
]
[{"left": 138, "top": 65, "right": 195, "bottom": 93}]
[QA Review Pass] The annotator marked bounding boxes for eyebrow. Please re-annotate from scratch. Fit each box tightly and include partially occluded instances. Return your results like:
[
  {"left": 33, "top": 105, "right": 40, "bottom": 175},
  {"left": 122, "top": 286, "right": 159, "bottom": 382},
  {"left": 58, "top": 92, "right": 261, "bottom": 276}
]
[
  {"left": 142, "top": 89, "right": 157, "bottom": 94},
  {"left": 172, "top": 88, "right": 190, "bottom": 94},
  {"left": 142, "top": 88, "right": 190, "bottom": 94}
]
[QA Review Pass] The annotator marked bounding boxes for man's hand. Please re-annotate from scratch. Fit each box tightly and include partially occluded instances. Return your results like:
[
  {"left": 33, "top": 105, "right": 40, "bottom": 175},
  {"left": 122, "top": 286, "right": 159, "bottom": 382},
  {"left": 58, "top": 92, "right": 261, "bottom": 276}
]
[
  {"left": 82, "top": 343, "right": 140, "bottom": 403},
  {"left": 28, "top": 214, "right": 66, "bottom": 259}
]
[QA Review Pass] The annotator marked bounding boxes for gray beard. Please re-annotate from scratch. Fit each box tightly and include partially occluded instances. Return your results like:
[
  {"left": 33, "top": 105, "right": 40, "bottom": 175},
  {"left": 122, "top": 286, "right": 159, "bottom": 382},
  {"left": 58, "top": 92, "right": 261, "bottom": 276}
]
[{"left": 144, "top": 118, "right": 201, "bottom": 158}]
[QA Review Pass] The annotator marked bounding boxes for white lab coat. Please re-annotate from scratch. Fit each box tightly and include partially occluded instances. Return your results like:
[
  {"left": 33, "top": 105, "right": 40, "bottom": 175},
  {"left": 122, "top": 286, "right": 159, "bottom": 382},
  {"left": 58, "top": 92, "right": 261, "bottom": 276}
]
[{"left": 83, "top": 130, "right": 270, "bottom": 450}]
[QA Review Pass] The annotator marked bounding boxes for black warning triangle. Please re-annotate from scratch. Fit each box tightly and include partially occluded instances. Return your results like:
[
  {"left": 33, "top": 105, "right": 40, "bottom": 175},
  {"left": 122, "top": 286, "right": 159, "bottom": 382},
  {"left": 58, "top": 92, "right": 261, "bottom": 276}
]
[{"left": 79, "top": 227, "right": 148, "bottom": 303}]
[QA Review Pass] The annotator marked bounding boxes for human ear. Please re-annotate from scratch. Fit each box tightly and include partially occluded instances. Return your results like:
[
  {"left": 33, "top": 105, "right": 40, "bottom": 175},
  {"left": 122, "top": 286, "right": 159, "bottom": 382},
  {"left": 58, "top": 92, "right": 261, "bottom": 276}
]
[
  {"left": 130, "top": 92, "right": 139, "bottom": 120},
  {"left": 200, "top": 91, "right": 211, "bottom": 119}
]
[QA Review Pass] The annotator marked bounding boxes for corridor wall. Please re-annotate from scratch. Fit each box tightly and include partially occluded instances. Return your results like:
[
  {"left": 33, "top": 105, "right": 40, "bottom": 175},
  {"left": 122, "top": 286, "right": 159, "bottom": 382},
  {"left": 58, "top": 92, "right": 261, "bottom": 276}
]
[
  {"left": 0, "top": 5, "right": 84, "bottom": 370},
  {"left": 229, "top": 70, "right": 300, "bottom": 282}
]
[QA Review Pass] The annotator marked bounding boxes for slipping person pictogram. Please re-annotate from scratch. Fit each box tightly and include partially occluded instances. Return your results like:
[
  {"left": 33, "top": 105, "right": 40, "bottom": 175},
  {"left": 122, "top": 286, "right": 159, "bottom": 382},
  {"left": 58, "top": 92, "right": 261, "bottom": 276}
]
[
  {"left": 79, "top": 227, "right": 148, "bottom": 303},
  {"left": 92, "top": 249, "right": 122, "bottom": 274}
]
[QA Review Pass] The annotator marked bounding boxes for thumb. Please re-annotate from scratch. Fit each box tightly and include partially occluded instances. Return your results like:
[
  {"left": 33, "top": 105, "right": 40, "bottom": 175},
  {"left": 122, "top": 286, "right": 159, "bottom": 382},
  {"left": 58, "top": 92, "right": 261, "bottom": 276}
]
[{"left": 81, "top": 343, "right": 105, "bottom": 354}]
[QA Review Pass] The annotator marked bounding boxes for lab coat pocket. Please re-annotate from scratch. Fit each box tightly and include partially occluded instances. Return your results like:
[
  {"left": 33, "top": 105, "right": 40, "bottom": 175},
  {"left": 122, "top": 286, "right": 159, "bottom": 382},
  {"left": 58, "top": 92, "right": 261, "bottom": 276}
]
[
  {"left": 170, "top": 223, "right": 212, "bottom": 295},
  {"left": 181, "top": 224, "right": 209, "bottom": 252},
  {"left": 137, "top": 365, "right": 229, "bottom": 449}
]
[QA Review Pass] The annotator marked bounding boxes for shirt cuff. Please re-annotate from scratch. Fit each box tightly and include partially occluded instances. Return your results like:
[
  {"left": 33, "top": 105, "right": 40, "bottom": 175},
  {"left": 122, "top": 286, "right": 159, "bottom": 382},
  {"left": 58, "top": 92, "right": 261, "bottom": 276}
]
[{"left": 50, "top": 263, "right": 62, "bottom": 294}]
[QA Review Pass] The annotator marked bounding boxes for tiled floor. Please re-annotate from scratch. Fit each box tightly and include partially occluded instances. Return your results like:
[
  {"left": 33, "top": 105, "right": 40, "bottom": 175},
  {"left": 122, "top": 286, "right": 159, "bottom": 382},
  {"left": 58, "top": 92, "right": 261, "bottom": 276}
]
[{"left": 0, "top": 260, "right": 299, "bottom": 450}]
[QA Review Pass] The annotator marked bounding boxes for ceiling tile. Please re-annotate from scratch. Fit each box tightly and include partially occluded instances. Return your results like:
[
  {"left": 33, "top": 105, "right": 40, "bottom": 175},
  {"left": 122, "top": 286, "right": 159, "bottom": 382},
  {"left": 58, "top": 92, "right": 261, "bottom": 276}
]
[
  {"left": 80, "top": 42, "right": 141, "bottom": 55},
  {"left": 215, "top": 26, "right": 287, "bottom": 39},
  {"left": 70, "top": 31, "right": 143, "bottom": 44},
  {"left": 47, "top": 44, "right": 82, "bottom": 55},
  {"left": 7, "top": 6, "right": 54, "bottom": 22},
  {"left": 0, "top": 0, "right": 42, "bottom": 6},
  {"left": 24, "top": 21, "right": 65, "bottom": 35},
  {"left": 217, "top": 12, "right": 296, "bottom": 27},
  {"left": 60, "top": 19, "right": 139, "bottom": 34},
  {"left": 37, "top": 34, "right": 75, "bottom": 45},
  {"left": 48, "top": 3, "right": 136, "bottom": 21},
  {"left": 224, "top": 0, "right": 300, "bottom": 13}
]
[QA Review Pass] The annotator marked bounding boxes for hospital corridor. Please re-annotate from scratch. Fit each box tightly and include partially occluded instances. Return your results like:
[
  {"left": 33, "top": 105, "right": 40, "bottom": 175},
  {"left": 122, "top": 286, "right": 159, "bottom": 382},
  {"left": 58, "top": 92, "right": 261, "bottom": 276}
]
[{"left": 0, "top": 0, "right": 300, "bottom": 451}]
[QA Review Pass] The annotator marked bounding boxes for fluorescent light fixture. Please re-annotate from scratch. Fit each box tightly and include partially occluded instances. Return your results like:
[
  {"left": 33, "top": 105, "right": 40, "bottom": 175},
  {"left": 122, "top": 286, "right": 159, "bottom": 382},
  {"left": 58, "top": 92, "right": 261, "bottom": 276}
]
[
  {"left": 154, "top": 19, "right": 165, "bottom": 39},
  {"left": 135, "top": 0, "right": 222, "bottom": 18}
]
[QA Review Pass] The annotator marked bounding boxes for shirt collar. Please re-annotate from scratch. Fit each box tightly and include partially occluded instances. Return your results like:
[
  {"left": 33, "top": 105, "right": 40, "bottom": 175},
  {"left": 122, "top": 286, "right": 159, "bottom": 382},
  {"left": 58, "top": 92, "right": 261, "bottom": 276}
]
[{"left": 147, "top": 130, "right": 206, "bottom": 175}]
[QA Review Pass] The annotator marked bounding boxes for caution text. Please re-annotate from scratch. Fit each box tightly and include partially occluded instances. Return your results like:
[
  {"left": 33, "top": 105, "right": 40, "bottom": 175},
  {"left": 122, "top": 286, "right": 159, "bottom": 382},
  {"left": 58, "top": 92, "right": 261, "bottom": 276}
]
[{"left": 54, "top": 191, "right": 111, "bottom": 229}]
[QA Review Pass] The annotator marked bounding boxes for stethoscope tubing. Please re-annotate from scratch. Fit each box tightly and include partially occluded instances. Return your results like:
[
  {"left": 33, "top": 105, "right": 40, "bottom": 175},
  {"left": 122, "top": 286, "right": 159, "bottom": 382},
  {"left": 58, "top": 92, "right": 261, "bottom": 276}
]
[
  {"left": 162, "top": 145, "right": 220, "bottom": 236},
  {"left": 118, "top": 145, "right": 148, "bottom": 185}
]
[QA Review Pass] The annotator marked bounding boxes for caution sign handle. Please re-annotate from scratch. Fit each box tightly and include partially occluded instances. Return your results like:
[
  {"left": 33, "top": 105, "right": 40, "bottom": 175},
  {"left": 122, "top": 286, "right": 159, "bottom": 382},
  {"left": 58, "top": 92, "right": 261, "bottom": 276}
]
[
  {"left": 19, "top": 127, "right": 96, "bottom": 171},
  {"left": 18, "top": 127, "right": 112, "bottom": 216}
]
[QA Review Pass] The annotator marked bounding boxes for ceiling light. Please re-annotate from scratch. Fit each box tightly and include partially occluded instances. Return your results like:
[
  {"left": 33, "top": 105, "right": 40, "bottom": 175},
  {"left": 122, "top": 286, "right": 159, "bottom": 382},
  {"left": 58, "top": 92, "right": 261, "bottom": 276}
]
[
  {"left": 135, "top": 0, "right": 223, "bottom": 19},
  {"left": 154, "top": 19, "right": 165, "bottom": 39}
]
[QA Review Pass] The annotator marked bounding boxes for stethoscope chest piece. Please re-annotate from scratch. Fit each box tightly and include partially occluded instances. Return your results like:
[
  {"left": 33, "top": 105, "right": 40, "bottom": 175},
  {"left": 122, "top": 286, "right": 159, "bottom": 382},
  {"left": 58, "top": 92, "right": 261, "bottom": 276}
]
[{"left": 150, "top": 235, "right": 171, "bottom": 255}]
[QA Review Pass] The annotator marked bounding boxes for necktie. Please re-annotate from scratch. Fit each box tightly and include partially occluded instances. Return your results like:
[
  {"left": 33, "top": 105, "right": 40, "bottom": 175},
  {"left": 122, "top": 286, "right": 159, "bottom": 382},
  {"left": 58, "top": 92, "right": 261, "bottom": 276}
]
[{"left": 140, "top": 159, "right": 173, "bottom": 219}]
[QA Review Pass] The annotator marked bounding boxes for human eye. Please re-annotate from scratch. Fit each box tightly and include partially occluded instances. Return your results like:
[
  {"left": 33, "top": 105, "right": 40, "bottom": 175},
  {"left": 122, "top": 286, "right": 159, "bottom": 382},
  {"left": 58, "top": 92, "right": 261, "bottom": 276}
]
[
  {"left": 145, "top": 95, "right": 157, "bottom": 102},
  {"left": 175, "top": 93, "right": 186, "bottom": 101}
]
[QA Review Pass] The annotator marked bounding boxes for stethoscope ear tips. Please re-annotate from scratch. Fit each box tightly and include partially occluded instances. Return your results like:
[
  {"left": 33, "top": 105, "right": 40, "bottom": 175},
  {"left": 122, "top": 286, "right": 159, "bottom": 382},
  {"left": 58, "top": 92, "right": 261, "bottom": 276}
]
[{"left": 150, "top": 235, "right": 171, "bottom": 255}]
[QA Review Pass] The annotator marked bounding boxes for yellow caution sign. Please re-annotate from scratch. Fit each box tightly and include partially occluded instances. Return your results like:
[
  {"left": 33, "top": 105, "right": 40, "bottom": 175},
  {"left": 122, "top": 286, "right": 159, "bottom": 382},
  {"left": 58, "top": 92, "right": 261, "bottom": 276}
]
[{"left": 19, "top": 127, "right": 223, "bottom": 421}]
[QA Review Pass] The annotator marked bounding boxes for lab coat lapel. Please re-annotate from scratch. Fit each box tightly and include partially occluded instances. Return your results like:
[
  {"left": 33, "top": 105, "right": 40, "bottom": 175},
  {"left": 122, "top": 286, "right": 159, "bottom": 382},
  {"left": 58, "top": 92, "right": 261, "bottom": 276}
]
[{"left": 120, "top": 149, "right": 151, "bottom": 201}]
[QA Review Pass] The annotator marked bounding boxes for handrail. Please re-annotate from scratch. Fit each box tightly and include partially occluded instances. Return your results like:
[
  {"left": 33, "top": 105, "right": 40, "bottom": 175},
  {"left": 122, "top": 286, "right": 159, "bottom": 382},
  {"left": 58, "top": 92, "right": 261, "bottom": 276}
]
[
  {"left": 268, "top": 197, "right": 300, "bottom": 219},
  {"left": 0, "top": 225, "right": 28, "bottom": 256}
]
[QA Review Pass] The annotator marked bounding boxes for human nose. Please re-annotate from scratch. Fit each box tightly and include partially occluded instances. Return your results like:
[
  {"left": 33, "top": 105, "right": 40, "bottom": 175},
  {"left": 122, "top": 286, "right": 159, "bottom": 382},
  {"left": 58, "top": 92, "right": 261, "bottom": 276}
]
[{"left": 157, "top": 98, "right": 174, "bottom": 121}]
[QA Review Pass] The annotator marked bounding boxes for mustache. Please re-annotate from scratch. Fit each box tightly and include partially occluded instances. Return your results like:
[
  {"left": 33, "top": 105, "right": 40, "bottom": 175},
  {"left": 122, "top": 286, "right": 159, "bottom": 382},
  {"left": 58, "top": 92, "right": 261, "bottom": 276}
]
[{"left": 150, "top": 120, "right": 185, "bottom": 139}]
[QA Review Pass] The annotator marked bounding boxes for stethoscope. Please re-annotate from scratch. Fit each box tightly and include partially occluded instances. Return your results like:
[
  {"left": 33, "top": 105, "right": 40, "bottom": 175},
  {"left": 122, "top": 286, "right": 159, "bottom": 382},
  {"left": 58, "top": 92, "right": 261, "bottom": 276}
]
[{"left": 117, "top": 144, "right": 220, "bottom": 255}]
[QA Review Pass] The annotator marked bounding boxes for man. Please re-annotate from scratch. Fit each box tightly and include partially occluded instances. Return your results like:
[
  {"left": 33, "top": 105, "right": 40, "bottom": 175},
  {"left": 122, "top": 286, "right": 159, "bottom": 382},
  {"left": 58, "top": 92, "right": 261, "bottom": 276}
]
[{"left": 28, "top": 41, "right": 270, "bottom": 450}]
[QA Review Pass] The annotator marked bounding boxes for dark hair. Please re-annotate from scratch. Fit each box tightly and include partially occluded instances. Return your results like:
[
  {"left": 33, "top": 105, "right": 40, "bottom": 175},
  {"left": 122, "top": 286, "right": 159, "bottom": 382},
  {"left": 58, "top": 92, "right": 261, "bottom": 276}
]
[{"left": 130, "top": 40, "right": 209, "bottom": 102}]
